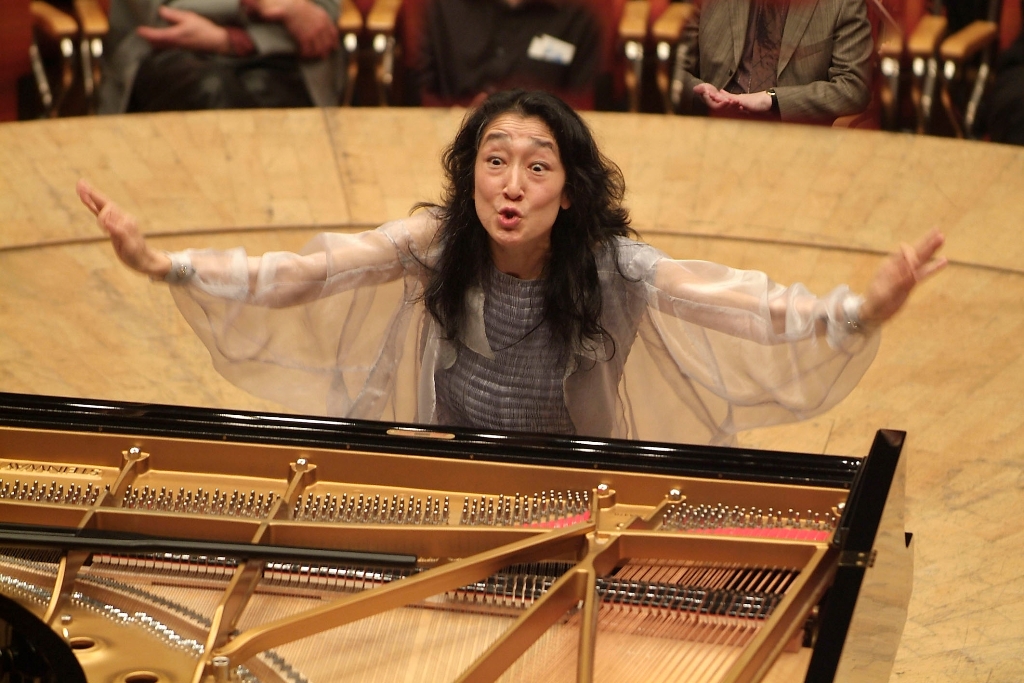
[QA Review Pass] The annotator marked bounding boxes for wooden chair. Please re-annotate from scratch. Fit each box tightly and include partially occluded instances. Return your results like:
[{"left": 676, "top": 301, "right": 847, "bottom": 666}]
[
  {"left": 366, "top": 0, "right": 409, "bottom": 105},
  {"left": 1, "top": 1, "right": 82, "bottom": 120},
  {"left": 905, "top": 0, "right": 949, "bottom": 132},
  {"left": 338, "top": 0, "right": 368, "bottom": 105},
  {"left": 618, "top": 0, "right": 671, "bottom": 111},
  {"left": 833, "top": 0, "right": 905, "bottom": 129},
  {"left": 874, "top": 0, "right": 906, "bottom": 129},
  {"left": 650, "top": 0, "right": 697, "bottom": 113},
  {"left": 936, "top": 0, "right": 1006, "bottom": 136},
  {"left": 906, "top": 0, "right": 1018, "bottom": 136}
]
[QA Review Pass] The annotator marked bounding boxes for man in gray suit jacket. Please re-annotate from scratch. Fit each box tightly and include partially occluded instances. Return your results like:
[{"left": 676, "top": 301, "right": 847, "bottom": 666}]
[
  {"left": 679, "top": 0, "right": 873, "bottom": 124},
  {"left": 99, "top": 0, "right": 344, "bottom": 113}
]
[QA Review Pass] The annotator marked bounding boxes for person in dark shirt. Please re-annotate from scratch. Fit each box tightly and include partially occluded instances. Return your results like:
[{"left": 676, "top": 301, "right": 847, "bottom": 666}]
[{"left": 418, "top": 0, "right": 603, "bottom": 110}]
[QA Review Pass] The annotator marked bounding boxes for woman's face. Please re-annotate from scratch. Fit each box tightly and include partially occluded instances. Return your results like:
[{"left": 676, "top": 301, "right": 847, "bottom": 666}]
[{"left": 474, "top": 113, "right": 570, "bottom": 279}]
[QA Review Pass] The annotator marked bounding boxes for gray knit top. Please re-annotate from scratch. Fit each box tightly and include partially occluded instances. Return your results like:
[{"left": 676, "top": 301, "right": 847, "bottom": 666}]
[{"left": 434, "top": 265, "right": 575, "bottom": 434}]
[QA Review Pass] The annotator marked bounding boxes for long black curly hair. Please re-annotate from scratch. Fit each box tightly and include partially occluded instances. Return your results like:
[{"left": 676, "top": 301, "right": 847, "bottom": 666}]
[{"left": 422, "top": 90, "right": 634, "bottom": 359}]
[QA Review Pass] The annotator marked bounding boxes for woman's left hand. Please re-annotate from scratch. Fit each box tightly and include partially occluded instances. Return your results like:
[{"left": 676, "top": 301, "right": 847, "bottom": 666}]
[{"left": 859, "top": 228, "right": 947, "bottom": 326}]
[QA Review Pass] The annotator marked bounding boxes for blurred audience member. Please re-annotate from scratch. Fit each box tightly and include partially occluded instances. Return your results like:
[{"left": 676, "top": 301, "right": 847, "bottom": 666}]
[
  {"left": 99, "top": 0, "right": 345, "bottom": 113},
  {"left": 677, "top": 0, "right": 873, "bottom": 124},
  {"left": 418, "top": 0, "right": 602, "bottom": 110}
]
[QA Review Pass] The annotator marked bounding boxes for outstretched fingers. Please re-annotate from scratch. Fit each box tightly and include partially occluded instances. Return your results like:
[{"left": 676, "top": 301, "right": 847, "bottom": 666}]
[
  {"left": 78, "top": 179, "right": 133, "bottom": 244},
  {"left": 76, "top": 180, "right": 161, "bottom": 275},
  {"left": 913, "top": 229, "right": 948, "bottom": 281},
  {"left": 98, "top": 201, "right": 137, "bottom": 243},
  {"left": 902, "top": 229, "right": 948, "bottom": 284},
  {"left": 917, "top": 255, "right": 948, "bottom": 281},
  {"left": 77, "top": 179, "right": 143, "bottom": 249},
  {"left": 860, "top": 228, "right": 948, "bottom": 325},
  {"left": 76, "top": 179, "right": 108, "bottom": 217}
]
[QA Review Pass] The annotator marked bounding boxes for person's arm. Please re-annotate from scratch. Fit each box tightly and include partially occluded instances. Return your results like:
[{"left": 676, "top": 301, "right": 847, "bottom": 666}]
[
  {"left": 773, "top": 0, "right": 873, "bottom": 123},
  {"left": 240, "top": 0, "right": 339, "bottom": 59},
  {"left": 621, "top": 230, "right": 943, "bottom": 425},
  {"left": 135, "top": 6, "right": 236, "bottom": 55},
  {"left": 76, "top": 179, "right": 421, "bottom": 308},
  {"left": 132, "top": 0, "right": 338, "bottom": 58},
  {"left": 647, "top": 256, "right": 866, "bottom": 347},
  {"left": 645, "top": 229, "right": 946, "bottom": 344}
]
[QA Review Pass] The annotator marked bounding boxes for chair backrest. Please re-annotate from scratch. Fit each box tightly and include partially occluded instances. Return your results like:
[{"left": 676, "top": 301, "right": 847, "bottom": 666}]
[
  {"left": 0, "top": 0, "right": 34, "bottom": 121},
  {"left": 581, "top": 0, "right": 670, "bottom": 86},
  {"left": 397, "top": 0, "right": 428, "bottom": 73},
  {"left": 900, "top": 0, "right": 931, "bottom": 35},
  {"left": 647, "top": 0, "right": 671, "bottom": 21},
  {"left": 1000, "top": 0, "right": 1021, "bottom": 48}
]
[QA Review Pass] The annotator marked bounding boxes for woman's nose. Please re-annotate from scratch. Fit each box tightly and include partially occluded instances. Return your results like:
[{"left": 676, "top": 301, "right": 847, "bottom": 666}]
[{"left": 503, "top": 166, "right": 523, "bottom": 200}]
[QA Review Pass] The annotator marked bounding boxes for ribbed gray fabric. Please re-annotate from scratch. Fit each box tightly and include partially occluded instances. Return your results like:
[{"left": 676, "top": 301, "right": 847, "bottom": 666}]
[{"left": 435, "top": 266, "right": 575, "bottom": 434}]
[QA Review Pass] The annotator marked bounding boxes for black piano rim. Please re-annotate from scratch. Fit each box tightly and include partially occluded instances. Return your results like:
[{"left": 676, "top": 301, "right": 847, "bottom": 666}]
[{"left": 0, "top": 392, "right": 863, "bottom": 488}]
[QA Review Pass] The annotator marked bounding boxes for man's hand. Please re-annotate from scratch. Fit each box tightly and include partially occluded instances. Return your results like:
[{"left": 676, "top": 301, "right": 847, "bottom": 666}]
[
  {"left": 693, "top": 83, "right": 734, "bottom": 112},
  {"left": 137, "top": 6, "right": 230, "bottom": 53},
  {"left": 241, "top": 0, "right": 338, "bottom": 58},
  {"left": 729, "top": 91, "right": 772, "bottom": 114},
  {"left": 859, "top": 229, "right": 947, "bottom": 326},
  {"left": 694, "top": 84, "right": 774, "bottom": 116},
  {"left": 241, "top": 0, "right": 297, "bottom": 19}
]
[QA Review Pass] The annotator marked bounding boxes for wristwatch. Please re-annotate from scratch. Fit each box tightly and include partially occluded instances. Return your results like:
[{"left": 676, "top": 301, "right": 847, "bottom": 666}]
[{"left": 767, "top": 88, "right": 780, "bottom": 118}]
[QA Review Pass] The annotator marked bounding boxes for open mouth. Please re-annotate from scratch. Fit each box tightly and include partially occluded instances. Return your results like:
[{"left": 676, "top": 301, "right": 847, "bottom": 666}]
[{"left": 498, "top": 208, "right": 522, "bottom": 228}]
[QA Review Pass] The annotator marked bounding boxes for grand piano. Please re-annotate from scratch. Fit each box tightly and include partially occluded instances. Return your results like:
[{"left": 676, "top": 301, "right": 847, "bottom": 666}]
[{"left": 0, "top": 391, "right": 911, "bottom": 683}]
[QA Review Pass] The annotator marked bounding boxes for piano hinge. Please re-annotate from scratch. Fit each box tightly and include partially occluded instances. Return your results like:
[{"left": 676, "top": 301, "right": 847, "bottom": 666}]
[{"left": 838, "top": 549, "right": 876, "bottom": 568}]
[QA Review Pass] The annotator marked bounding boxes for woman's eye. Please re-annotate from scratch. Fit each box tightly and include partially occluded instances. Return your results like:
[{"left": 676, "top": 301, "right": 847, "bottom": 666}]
[
  {"left": 487, "top": 157, "right": 503, "bottom": 166},
  {"left": 530, "top": 163, "right": 546, "bottom": 172}
]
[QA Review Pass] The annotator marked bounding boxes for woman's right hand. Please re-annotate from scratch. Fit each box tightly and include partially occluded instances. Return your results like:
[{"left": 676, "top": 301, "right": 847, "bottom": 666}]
[{"left": 77, "top": 179, "right": 171, "bottom": 279}]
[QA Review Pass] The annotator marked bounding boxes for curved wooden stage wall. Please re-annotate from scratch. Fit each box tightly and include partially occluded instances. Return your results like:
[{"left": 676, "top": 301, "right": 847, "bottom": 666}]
[{"left": 1, "top": 109, "right": 1022, "bottom": 683}]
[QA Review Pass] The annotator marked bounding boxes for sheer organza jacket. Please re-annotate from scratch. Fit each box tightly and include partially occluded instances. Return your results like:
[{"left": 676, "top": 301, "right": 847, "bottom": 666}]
[{"left": 168, "top": 211, "right": 879, "bottom": 446}]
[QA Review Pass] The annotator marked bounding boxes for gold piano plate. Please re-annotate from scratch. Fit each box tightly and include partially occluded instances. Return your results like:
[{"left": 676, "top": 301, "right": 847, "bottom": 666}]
[{"left": 0, "top": 394, "right": 912, "bottom": 683}]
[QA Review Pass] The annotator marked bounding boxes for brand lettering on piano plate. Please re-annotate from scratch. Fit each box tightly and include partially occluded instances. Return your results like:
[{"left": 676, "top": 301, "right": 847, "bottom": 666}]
[{"left": 0, "top": 461, "right": 103, "bottom": 478}]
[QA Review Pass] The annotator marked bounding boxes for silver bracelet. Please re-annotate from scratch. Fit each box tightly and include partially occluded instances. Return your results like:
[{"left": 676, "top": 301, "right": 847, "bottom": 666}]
[
  {"left": 162, "top": 252, "right": 195, "bottom": 285},
  {"left": 842, "top": 294, "right": 868, "bottom": 333}
]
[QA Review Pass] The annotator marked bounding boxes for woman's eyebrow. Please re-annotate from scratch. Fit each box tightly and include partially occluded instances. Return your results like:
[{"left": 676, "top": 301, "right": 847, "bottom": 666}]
[
  {"left": 481, "top": 131, "right": 510, "bottom": 145},
  {"left": 481, "top": 131, "right": 557, "bottom": 152},
  {"left": 530, "top": 137, "right": 557, "bottom": 152}
]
